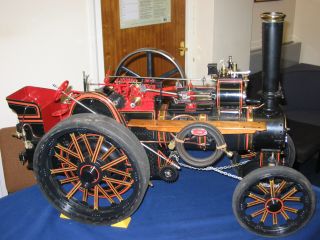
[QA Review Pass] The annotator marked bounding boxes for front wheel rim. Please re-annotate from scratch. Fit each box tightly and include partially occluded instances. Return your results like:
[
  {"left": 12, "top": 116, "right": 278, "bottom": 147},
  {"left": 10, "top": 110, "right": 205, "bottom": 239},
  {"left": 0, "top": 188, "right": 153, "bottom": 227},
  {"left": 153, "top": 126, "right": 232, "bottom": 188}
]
[{"left": 237, "top": 175, "right": 313, "bottom": 236}]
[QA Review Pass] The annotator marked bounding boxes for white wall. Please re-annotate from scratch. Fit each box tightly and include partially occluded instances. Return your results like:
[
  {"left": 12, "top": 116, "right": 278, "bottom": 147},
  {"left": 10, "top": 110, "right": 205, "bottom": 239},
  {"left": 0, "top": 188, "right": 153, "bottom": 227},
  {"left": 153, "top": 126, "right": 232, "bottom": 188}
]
[
  {"left": 186, "top": 0, "right": 253, "bottom": 78},
  {"left": 293, "top": 0, "right": 320, "bottom": 65},
  {"left": 251, "top": 0, "right": 296, "bottom": 50},
  {"left": 187, "top": 0, "right": 300, "bottom": 75},
  {"left": 0, "top": 0, "right": 97, "bottom": 129},
  {"left": 213, "top": 0, "right": 253, "bottom": 71},
  {"left": 185, "top": 0, "right": 215, "bottom": 78}
]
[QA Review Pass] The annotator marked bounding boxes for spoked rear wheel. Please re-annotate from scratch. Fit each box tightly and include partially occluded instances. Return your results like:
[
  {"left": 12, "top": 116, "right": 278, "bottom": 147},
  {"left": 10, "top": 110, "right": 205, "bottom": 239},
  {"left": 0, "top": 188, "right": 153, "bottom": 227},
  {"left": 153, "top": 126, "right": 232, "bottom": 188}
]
[
  {"left": 33, "top": 114, "right": 150, "bottom": 225},
  {"left": 232, "top": 166, "right": 315, "bottom": 237}
]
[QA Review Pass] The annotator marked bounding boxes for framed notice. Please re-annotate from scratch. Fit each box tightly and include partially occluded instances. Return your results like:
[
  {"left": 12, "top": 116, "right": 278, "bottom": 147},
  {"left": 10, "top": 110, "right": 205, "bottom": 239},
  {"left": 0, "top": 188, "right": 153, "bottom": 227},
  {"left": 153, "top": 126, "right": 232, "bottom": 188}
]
[{"left": 119, "top": 0, "right": 171, "bottom": 29}]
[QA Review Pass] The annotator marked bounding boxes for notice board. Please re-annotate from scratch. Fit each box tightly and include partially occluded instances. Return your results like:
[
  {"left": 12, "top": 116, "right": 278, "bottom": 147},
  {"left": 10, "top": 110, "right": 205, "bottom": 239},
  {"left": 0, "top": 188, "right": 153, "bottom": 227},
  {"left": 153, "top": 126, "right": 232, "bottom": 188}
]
[{"left": 119, "top": 0, "right": 171, "bottom": 29}]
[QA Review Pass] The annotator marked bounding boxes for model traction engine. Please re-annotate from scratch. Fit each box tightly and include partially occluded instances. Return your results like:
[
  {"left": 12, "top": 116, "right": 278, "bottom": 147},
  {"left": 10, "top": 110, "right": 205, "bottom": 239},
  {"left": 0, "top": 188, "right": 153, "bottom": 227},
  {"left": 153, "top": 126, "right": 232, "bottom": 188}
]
[{"left": 5, "top": 12, "right": 315, "bottom": 237}]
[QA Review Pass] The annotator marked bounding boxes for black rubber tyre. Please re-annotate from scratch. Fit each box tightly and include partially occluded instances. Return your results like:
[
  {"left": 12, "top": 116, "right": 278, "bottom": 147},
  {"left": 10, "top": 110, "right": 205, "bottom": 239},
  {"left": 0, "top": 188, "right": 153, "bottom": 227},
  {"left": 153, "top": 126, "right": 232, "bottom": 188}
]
[
  {"left": 232, "top": 166, "right": 315, "bottom": 237},
  {"left": 284, "top": 134, "right": 296, "bottom": 167},
  {"left": 33, "top": 113, "right": 150, "bottom": 225},
  {"left": 176, "top": 123, "right": 225, "bottom": 167}
]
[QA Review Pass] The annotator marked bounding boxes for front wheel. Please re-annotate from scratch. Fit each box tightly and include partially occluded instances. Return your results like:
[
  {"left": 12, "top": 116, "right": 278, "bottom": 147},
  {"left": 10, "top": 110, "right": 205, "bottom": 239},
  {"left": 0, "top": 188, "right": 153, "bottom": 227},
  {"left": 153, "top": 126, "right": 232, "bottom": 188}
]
[
  {"left": 33, "top": 114, "right": 150, "bottom": 225},
  {"left": 232, "top": 166, "right": 315, "bottom": 237}
]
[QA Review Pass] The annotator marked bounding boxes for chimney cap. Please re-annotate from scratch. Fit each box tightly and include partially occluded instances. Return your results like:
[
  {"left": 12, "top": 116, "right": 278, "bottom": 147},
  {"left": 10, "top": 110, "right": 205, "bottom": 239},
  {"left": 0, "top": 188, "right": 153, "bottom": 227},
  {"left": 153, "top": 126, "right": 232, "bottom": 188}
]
[{"left": 261, "top": 12, "right": 286, "bottom": 23}]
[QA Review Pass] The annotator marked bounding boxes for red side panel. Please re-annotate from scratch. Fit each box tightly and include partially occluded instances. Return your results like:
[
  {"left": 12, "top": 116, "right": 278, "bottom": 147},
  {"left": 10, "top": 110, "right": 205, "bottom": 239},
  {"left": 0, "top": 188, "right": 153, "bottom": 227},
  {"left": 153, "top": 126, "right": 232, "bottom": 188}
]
[{"left": 6, "top": 86, "right": 69, "bottom": 132}]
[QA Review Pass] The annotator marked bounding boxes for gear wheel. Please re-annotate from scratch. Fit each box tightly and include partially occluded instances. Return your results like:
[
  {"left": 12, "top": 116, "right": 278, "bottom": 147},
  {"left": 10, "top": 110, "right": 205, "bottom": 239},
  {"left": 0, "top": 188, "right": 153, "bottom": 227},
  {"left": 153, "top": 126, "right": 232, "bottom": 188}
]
[{"left": 159, "top": 166, "right": 179, "bottom": 183}]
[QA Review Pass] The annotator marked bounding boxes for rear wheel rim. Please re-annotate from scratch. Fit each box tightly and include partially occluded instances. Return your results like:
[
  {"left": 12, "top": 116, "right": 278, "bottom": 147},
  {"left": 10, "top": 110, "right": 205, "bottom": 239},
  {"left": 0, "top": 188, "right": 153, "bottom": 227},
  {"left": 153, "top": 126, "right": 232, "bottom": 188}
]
[
  {"left": 61, "top": 133, "right": 133, "bottom": 199},
  {"left": 38, "top": 129, "right": 141, "bottom": 223}
]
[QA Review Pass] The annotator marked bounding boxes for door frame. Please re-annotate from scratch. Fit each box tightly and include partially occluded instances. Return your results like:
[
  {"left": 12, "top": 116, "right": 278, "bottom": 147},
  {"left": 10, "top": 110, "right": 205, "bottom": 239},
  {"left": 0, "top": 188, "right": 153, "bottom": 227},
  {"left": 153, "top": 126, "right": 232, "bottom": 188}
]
[
  {"left": 88, "top": 0, "right": 105, "bottom": 86},
  {"left": 89, "top": 0, "right": 199, "bottom": 84}
]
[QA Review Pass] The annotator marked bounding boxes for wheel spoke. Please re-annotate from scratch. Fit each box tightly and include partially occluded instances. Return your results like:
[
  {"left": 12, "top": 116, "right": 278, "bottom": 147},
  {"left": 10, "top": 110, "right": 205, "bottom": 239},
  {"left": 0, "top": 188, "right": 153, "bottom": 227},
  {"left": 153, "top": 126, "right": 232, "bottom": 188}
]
[
  {"left": 56, "top": 144, "right": 79, "bottom": 159},
  {"left": 66, "top": 181, "right": 81, "bottom": 199},
  {"left": 120, "top": 66, "right": 141, "bottom": 77},
  {"left": 51, "top": 166, "right": 77, "bottom": 174},
  {"left": 91, "top": 135, "right": 104, "bottom": 163},
  {"left": 285, "top": 196, "right": 301, "bottom": 202},
  {"left": 94, "top": 185, "right": 99, "bottom": 210},
  {"left": 60, "top": 176, "right": 79, "bottom": 184},
  {"left": 82, "top": 189, "right": 88, "bottom": 203},
  {"left": 257, "top": 183, "right": 269, "bottom": 194},
  {"left": 272, "top": 213, "right": 278, "bottom": 225},
  {"left": 100, "top": 155, "right": 128, "bottom": 171},
  {"left": 270, "top": 179, "right": 275, "bottom": 198},
  {"left": 280, "top": 209, "right": 290, "bottom": 220},
  {"left": 100, "top": 146, "right": 116, "bottom": 161},
  {"left": 81, "top": 134, "right": 93, "bottom": 157},
  {"left": 103, "top": 177, "right": 133, "bottom": 187},
  {"left": 248, "top": 192, "right": 266, "bottom": 203},
  {"left": 105, "top": 179, "right": 123, "bottom": 202},
  {"left": 275, "top": 180, "right": 287, "bottom": 194},
  {"left": 146, "top": 51, "right": 154, "bottom": 77},
  {"left": 108, "top": 167, "right": 131, "bottom": 178},
  {"left": 284, "top": 206, "right": 299, "bottom": 214},
  {"left": 251, "top": 208, "right": 265, "bottom": 218},
  {"left": 54, "top": 152, "right": 77, "bottom": 168},
  {"left": 97, "top": 184, "right": 114, "bottom": 203},
  {"left": 260, "top": 210, "right": 269, "bottom": 223},
  {"left": 281, "top": 187, "right": 298, "bottom": 201},
  {"left": 159, "top": 68, "right": 179, "bottom": 78},
  {"left": 70, "top": 133, "right": 85, "bottom": 162},
  {"left": 247, "top": 199, "right": 264, "bottom": 207}
]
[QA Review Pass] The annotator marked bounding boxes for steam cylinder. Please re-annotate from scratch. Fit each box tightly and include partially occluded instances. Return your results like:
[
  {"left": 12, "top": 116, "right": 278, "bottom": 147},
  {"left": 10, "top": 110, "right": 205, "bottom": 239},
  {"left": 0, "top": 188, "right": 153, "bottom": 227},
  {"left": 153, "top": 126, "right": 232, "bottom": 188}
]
[{"left": 261, "top": 12, "right": 286, "bottom": 116}]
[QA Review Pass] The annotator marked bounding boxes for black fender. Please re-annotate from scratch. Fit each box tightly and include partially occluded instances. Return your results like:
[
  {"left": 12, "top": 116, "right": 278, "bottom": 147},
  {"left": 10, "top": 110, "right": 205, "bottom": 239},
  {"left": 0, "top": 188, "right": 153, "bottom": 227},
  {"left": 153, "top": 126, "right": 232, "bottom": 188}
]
[{"left": 69, "top": 92, "right": 126, "bottom": 125}]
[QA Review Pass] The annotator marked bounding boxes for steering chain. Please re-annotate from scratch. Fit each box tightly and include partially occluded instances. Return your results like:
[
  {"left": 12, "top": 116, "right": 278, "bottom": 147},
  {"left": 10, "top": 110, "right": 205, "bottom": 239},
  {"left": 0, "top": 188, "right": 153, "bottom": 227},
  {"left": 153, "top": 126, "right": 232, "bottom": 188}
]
[{"left": 169, "top": 151, "right": 249, "bottom": 181}]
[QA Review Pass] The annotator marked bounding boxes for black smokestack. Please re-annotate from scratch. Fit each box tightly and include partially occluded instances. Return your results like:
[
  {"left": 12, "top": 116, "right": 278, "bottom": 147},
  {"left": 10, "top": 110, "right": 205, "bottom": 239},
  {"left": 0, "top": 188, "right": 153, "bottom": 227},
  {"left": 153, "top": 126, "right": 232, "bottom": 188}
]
[{"left": 261, "top": 12, "right": 286, "bottom": 116}]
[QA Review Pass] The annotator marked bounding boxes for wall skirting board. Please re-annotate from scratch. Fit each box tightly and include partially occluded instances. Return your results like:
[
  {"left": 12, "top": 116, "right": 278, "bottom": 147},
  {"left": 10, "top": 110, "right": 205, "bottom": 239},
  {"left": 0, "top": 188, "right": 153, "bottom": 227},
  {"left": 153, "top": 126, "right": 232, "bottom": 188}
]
[{"left": 250, "top": 42, "right": 301, "bottom": 73}]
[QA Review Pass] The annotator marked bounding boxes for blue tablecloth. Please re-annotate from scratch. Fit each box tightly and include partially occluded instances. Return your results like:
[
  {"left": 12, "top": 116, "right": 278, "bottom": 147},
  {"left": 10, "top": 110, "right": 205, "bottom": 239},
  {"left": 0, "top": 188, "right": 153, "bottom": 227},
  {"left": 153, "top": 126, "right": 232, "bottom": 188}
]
[{"left": 1, "top": 164, "right": 320, "bottom": 240}]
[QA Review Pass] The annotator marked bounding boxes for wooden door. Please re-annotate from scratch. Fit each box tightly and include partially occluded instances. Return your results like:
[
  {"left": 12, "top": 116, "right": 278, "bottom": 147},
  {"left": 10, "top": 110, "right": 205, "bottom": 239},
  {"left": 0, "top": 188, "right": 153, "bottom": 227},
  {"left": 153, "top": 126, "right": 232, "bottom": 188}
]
[{"left": 101, "top": 0, "right": 185, "bottom": 78}]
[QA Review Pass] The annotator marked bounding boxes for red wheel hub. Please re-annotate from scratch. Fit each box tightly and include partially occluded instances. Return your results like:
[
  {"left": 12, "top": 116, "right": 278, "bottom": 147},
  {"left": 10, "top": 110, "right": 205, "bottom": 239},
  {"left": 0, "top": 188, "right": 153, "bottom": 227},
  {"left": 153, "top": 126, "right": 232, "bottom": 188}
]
[{"left": 265, "top": 198, "right": 284, "bottom": 214}]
